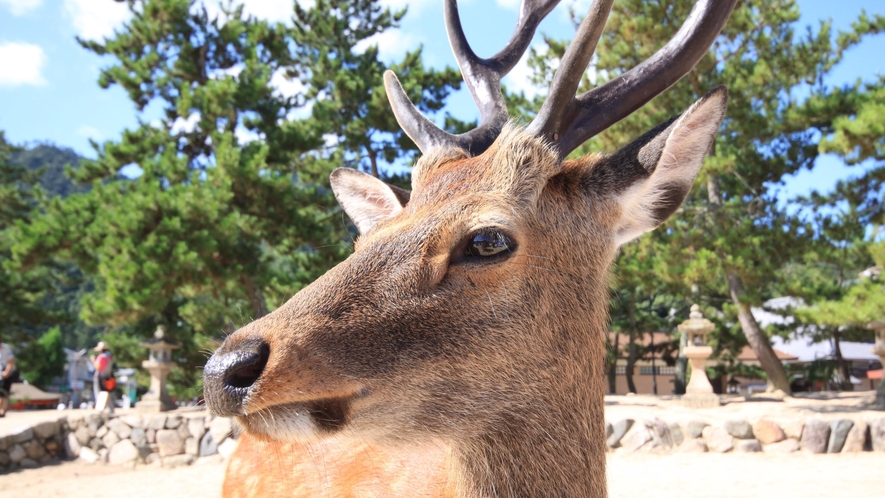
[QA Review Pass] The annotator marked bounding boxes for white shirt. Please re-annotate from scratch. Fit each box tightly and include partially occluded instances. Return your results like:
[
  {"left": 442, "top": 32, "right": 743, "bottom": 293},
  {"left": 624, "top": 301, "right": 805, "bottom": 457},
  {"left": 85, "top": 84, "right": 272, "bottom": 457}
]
[{"left": 0, "top": 343, "right": 13, "bottom": 371}]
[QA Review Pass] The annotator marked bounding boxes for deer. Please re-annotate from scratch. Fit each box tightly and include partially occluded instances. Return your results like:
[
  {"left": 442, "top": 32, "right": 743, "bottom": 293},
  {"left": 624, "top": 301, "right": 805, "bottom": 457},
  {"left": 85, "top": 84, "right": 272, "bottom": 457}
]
[{"left": 203, "top": 0, "right": 735, "bottom": 496}]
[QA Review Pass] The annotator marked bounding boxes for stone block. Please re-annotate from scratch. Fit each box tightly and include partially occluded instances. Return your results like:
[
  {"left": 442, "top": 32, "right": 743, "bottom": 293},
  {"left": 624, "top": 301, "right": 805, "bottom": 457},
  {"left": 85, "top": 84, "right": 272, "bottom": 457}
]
[
  {"left": 121, "top": 415, "right": 144, "bottom": 429},
  {"left": 702, "top": 426, "right": 733, "bottom": 453},
  {"left": 44, "top": 439, "right": 62, "bottom": 457},
  {"left": 79, "top": 447, "right": 99, "bottom": 464},
  {"left": 165, "top": 415, "right": 183, "bottom": 430},
  {"left": 606, "top": 419, "right": 634, "bottom": 448},
  {"left": 103, "top": 429, "right": 121, "bottom": 449},
  {"left": 156, "top": 429, "right": 185, "bottom": 457},
  {"left": 147, "top": 429, "right": 156, "bottom": 444},
  {"left": 188, "top": 418, "right": 207, "bottom": 441},
  {"left": 620, "top": 426, "right": 651, "bottom": 452},
  {"left": 763, "top": 439, "right": 799, "bottom": 453},
  {"left": 108, "top": 439, "right": 140, "bottom": 465},
  {"left": 684, "top": 420, "right": 708, "bottom": 439},
  {"left": 26, "top": 441, "right": 46, "bottom": 460},
  {"left": 20, "top": 458, "right": 39, "bottom": 469},
  {"left": 75, "top": 426, "right": 90, "bottom": 446},
  {"left": 8, "top": 444, "right": 27, "bottom": 463},
  {"left": 668, "top": 423, "right": 684, "bottom": 446},
  {"left": 782, "top": 419, "right": 804, "bottom": 440},
  {"left": 148, "top": 415, "right": 168, "bottom": 431},
  {"left": 0, "top": 435, "right": 7, "bottom": 452},
  {"left": 130, "top": 428, "right": 147, "bottom": 447},
  {"left": 33, "top": 421, "right": 60, "bottom": 440},
  {"left": 801, "top": 419, "right": 830, "bottom": 454},
  {"left": 145, "top": 452, "right": 162, "bottom": 465},
  {"left": 185, "top": 437, "right": 199, "bottom": 456},
  {"left": 752, "top": 419, "right": 785, "bottom": 445},
  {"left": 95, "top": 425, "right": 109, "bottom": 439},
  {"left": 108, "top": 418, "right": 132, "bottom": 440},
  {"left": 827, "top": 419, "right": 854, "bottom": 453},
  {"left": 725, "top": 420, "right": 753, "bottom": 439},
  {"left": 199, "top": 432, "right": 218, "bottom": 457},
  {"left": 644, "top": 418, "right": 674, "bottom": 449},
  {"left": 163, "top": 454, "right": 194, "bottom": 468},
  {"left": 871, "top": 417, "right": 885, "bottom": 452},
  {"left": 0, "top": 451, "right": 10, "bottom": 466},
  {"left": 178, "top": 423, "right": 191, "bottom": 442},
  {"left": 843, "top": 421, "right": 868, "bottom": 453},
  {"left": 10, "top": 427, "right": 33, "bottom": 444},
  {"left": 99, "top": 448, "right": 109, "bottom": 464},
  {"left": 218, "top": 438, "right": 238, "bottom": 459},
  {"left": 88, "top": 438, "right": 102, "bottom": 452},
  {"left": 605, "top": 422, "right": 613, "bottom": 440},
  {"left": 210, "top": 417, "right": 233, "bottom": 446},
  {"left": 65, "top": 433, "right": 81, "bottom": 458},
  {"left": 682, "top": 392, "right": 720, "bottom": 408},
  {"left": 735, "top": 439, "right": 761, "bottom": 452}
]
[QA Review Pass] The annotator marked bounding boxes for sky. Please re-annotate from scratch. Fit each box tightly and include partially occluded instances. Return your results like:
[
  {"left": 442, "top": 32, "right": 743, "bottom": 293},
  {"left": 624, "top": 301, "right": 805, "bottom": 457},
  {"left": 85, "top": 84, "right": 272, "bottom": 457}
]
[{"left": 0, "top": 0, "right": 883, "bottom": 200}]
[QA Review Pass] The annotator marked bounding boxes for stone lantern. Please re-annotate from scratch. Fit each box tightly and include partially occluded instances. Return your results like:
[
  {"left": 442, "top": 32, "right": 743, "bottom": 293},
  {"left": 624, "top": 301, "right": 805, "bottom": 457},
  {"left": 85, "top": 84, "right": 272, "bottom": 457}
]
[
  {"left": 135, "top": 326, "right": 180, "bottom": 412},
  {"left": 867, "top": 320, "right": 885, "bottom": 408},
  {"left": 677, "top": 304, "right": 720, "bottom": 408}
]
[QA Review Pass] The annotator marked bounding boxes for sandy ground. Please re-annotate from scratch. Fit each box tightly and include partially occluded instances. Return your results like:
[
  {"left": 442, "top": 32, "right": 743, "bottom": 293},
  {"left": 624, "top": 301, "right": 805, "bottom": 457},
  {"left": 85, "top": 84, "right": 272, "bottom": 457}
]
[{"left": 0, "top": 392, "right": 881, "bottom": 497}]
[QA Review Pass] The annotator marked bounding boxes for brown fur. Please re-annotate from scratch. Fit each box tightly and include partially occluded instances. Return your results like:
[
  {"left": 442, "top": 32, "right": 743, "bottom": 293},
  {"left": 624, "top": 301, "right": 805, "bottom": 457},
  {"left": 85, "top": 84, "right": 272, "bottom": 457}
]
[{"left": 210, "top": 86, "right": 727, "bottom": 498}]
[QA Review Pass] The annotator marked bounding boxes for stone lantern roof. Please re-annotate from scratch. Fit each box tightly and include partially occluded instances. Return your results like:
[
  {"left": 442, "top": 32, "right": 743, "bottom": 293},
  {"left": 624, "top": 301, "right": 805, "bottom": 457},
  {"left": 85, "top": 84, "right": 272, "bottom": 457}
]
[{"left": 139, "top": 326, "right": 181, "bottom": 350}]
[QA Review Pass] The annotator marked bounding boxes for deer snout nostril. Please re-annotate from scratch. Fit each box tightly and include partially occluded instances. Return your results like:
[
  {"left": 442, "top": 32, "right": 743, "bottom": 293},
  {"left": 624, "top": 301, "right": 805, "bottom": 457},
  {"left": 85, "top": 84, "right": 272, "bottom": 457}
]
[
  {"left": 203, "top": 339, "right": 270, "bottom": 416},
  {"left": 224, "top": 346, "right": 270, "bottom": 390}
]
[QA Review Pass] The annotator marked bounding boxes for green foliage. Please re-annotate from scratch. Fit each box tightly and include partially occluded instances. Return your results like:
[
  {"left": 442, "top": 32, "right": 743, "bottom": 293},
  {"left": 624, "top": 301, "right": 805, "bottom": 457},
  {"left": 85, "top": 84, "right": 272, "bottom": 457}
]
[{"left": 16, "top": 327, "right": 66, "bottom": 388}]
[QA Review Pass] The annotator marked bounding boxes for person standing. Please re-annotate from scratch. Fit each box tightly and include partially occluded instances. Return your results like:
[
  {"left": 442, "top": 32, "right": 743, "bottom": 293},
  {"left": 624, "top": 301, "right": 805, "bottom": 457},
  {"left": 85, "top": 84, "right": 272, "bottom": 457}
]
[
  {"left": 0, "top": 336, "right": 18, "bottom": 417},
  {"left": 90, "top": 341, "right": 115, "bottom": 413}
]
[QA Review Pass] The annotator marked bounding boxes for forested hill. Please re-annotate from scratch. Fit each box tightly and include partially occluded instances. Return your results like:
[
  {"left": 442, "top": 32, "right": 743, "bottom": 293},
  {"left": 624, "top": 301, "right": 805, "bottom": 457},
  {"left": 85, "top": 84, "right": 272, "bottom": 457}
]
[{"left": 10, "top": 143, "right": 87, "bottom": 198}]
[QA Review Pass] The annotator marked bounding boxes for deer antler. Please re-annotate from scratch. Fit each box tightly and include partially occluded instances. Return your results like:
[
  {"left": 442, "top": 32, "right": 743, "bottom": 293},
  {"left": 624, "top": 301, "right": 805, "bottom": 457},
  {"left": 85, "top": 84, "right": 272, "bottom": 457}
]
[
  {"left": 385, "top": 0, "right": 558, "bottom": 155},
  {"left": 386, "top": 0, "right": 736, "bottom": 157}
]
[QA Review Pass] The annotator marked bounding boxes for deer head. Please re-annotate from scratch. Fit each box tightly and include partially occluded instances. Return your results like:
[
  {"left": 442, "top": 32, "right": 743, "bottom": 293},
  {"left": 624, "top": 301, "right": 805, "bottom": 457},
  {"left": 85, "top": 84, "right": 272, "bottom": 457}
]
[{"left": 204, "top": 1, "right": 734, "bottom": 495}]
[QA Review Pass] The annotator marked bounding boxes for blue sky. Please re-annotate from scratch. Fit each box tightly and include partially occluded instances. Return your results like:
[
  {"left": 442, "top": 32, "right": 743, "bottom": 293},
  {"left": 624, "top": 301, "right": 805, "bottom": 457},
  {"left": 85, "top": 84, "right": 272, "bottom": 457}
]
[{"left": 0, "top": 0, "right": 882, "bottom": 200}]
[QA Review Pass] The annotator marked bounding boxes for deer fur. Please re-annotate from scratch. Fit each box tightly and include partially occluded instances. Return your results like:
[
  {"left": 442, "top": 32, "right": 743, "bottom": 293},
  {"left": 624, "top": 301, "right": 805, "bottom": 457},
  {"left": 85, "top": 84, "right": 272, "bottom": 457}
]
[{"left": 208, "top": 87, "right": 728, "bottom": 497}]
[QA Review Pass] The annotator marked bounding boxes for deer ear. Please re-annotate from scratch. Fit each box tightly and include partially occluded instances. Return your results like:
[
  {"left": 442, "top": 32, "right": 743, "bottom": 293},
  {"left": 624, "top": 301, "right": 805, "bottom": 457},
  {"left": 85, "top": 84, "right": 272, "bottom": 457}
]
[
  {"left": 608, "top": 86, "right": 728, "bottom": 246},
  {"left": 330, "top": 168, "right": 410, "bottom": 234}
]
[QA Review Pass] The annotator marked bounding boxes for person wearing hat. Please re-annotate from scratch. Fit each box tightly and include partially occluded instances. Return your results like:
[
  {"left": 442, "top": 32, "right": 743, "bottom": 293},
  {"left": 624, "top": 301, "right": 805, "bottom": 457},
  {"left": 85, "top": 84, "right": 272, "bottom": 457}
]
[
  {"left": 90, "top": 341, "right": 115, "bottom": 413},
  {"left": 0, "top": 335, "right": 18, "bottom": 416}
]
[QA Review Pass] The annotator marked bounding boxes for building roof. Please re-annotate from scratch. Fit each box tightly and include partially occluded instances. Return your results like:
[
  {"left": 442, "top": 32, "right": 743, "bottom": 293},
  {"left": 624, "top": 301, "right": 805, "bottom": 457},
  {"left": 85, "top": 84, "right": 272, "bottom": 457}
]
[
  {"left": 736, "top": 345, "right": 798, "bottom": 362},
  {"left": 771, "top": 335, "right": 879, "bottom": 363}
]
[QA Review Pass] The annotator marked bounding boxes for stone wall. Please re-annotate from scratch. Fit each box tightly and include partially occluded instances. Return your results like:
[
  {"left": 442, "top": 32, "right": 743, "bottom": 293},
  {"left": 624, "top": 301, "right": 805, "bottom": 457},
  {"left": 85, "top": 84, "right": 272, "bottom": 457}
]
[
  {"left": 606, "top": 415, "right": 885, "bottom": 454},
  {"left": 0, "top": 411, "right": 239, "bottom": 472}
]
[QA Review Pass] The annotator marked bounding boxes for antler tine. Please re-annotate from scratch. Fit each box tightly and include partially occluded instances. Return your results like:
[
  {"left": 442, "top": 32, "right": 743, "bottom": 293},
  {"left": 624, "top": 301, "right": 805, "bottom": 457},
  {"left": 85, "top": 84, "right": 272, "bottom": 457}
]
[
  {"left": 385, "top": 0, "right": 559, "bottom": 155},
  {"left": 525, "top": 0, "right": 613, "bottom": 142},
  {"left": 545, "top": 0, "right": 738, "bottom": 156}
]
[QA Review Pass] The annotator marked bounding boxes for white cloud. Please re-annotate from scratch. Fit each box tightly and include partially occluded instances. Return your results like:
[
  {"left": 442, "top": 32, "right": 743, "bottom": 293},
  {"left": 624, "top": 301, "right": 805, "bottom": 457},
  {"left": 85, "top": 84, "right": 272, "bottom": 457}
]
[
  {"left": 76, "top": 125, "right": 105, "bottom": 141},
  {"left": 0, "top": 42, "right": 47, "bottom": 86},
  {"left": 378, "top": 0, "right": 434, "bottom": 15},
  {"left": 64, "top": 0, "right": 132, "bottom": 40},
  {"left": 495, "top": 0, "right": 519, "bottom": 9},
  {"left": 0, "top": 0, "right": 42, "bottom": 15},
  {"left": 354, "top": 29, "right": 416, "bottom": 62},
  {"left": 270, "top": 68, "right": 306, "bottom": 98},
  {"left": 171, "top": 113, "right": 201, "bottom": 134},
  {"left": 503, "top": 44, "right": 550, "bottom": 99}
]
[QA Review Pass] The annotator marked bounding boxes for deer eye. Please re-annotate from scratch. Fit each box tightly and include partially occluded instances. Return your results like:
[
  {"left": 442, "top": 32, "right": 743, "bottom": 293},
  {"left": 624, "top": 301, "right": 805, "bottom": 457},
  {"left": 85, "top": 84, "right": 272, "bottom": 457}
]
[{"left": 464, "top": 229, "right": 515, "bottom": 258}]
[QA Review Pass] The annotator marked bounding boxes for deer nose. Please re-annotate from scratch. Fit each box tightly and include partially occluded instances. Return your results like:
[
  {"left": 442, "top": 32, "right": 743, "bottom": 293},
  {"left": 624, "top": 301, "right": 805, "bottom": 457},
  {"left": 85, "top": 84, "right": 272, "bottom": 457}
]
[{"left": 203, "top": 339, "right": 270, "bottom": 417}]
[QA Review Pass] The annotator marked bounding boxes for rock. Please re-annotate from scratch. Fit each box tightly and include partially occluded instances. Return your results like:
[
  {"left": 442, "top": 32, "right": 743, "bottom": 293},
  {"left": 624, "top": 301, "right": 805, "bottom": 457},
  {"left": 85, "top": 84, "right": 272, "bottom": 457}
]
[
  {"left": 99, "top": 448, "right": 110, "bottom": 464},
  {"left": 185, "top": 437, "right": 199, "bottom": 456},
  {"left": 620, "top": 426, "right": 651, "bottom": 452},
  {"left": 178, "top": 423, "right": 191, "bottom": 442},
  {"left": 735, "top": 439, "right": 761, "bottom": 453},
  {"left": 44, "top": 440, "right": 62, "bottom": 457},
  {"left": 145, "top": 452, "right": 162, "bottom": 465},
  {"left": 606, "top": 419, "right": 634, "bottom": 448},
  {"left": 75, "top": 426, "right": 90, "bottom": 446},
  {"left": 218, "top": 438, "right": 238, "bottom": 459},
  {"left": 668, "top": 423, "right": 684, "bottom": 446},
  {"left": 801, "top": 419, "right": 830, "bottom": 454},
  {"left": 148, "top": 415, "right": 168, "bottom": 431},
  {"left": 644, "top": 418, "right": 674, "bottom": 449},
  {"left": 702, "top": 426, "right": 733, "bottom": 453},
  {"left": 843, "top": 421, "right": 868, "bottom": 453},
  {"left": 33, "top": 420, "right": 60, "bottom": 440},
  {"left": 79, "top": 447, "right": 99, "bottom": 464},
  {"left": 725, "top": 420, "right": 754, "bottom": 439},
  {"left": 108, "top": 439, "right": 140, "bottom": 465},
  {"left": 782, "top": 419, "right": 804, "bottom": 440},
  {"left": 95, "top": 425, "right": 109, "bottom": 439},
  {"left": 121, "top": 415, "right": 144, "bottom": 429},
  {"left": 210, "top": 417, "right": 233, "bottom": 446},
  {"left": 763, "top": 439, "right": 800, "bottom": 453},
  {"left": 20, "top": 458, "right": 39, "bottom": 469},
  {"left": 103, "top": 429, "right": 121, "bottom": 449},
  {"left": 605, "top": 422, "right": 613, "bottom": 440},
  {"left": 130, "top": 428, "right": 147, "bottom": 447},
  {"left": 199, "top": 432, "right": 218, "bottom": 457},
  {"left": 163, "top": 454, "right": 195, "bottom": 468},
  {"left": 871, "top": 418, "right": 885, "bottom": 452},
  {"left": 189, "top": 418, "right": 207, "bottom": 441},
  {"left": 26, "top": 441, "right": 46, "bottom": 460},
  {"left": 108, "top": 418, "right": 132, "bottom": 440},
  {"left": 146, "top": 429, "right": 156, "bottom": 444},
  {"left": 166, "top": 416, "right": 183, "bottom": 430},
  {"left": 87, "top": 414, "right": 103, "bottom": 436},
  {"left": 0, "top": 451, "right": 10, "bottom": 466},
  {"left": 65, "top": 433, "right": 81, "bottom": 458},
  {"left": 8, "top": 444, "right": 27, "bottom": 463},
  {"left": 684, "top": 420, "right": 709, "bottom": 439},
  {"left": 0, "top": 435, "right": 7, "bottom": 451},
  {"left": 11, "top": 427, "right": 34, "bottom": 444},
  {"left": 678, "top": 439, "right": 708, "bottom": 453},
  {"left": 156, "top": 430, "right": 185, "bottom": 457},
  {"left": 752, "top": 419, "right": 785, "bottom": 445},
  {"left": 827, "top": 419, "right": 854, "bottom": 453},
  {"left": 88, "top": 437, "right": 102, "bottom": 451}
]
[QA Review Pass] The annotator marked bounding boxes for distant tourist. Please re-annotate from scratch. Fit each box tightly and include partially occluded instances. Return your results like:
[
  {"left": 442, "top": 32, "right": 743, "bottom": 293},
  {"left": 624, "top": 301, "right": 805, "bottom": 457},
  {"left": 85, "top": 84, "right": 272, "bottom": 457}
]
[
  {"left": 90, "top": 341, "right": 116, "bottom": 413},
  {"left": 0, "top": 335, "right": 19, "bottom": 417}
]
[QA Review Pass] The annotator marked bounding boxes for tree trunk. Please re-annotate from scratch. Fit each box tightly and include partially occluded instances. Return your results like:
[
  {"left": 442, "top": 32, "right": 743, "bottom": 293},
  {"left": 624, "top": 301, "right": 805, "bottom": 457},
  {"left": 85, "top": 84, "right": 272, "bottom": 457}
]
[
  {"left": 242, "top": 275, "right": 269, "bottom": 320},
  {"left": 368, "top": 147, "right": 379, "bottom": 178},
  {"left": 674, "top": 330, "right": 687, "bottom": 394},
  {"left": 877, "top": 371, "right": 885, "bottom": 409},
  {"left": 833, "top": 331, "right": 853, "bottom": 391},
  {"left": 726, "top": 273, "right": 792, "bottom": 394},
  {"left": 625, "top": 292, "right": 638, "bottom": 394},
  {"left": 608, "top": 332, "right": 620, "bottom": 394}
]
